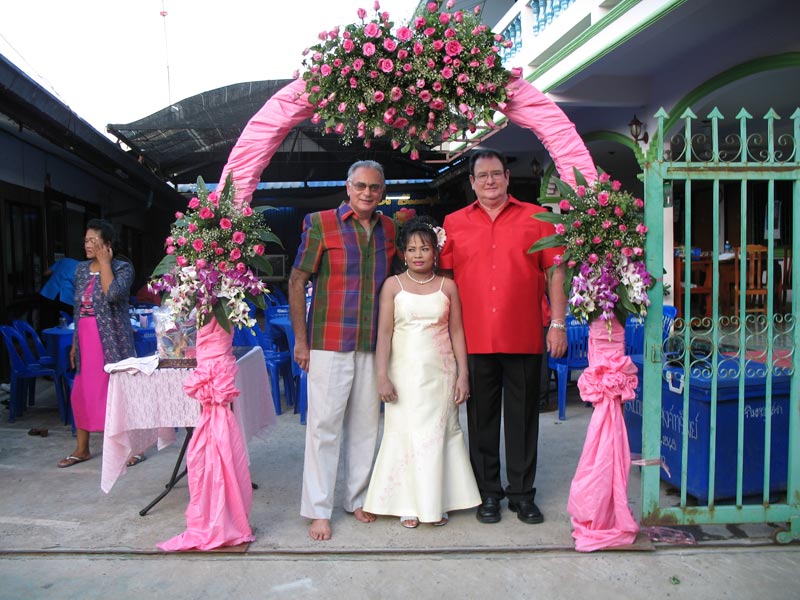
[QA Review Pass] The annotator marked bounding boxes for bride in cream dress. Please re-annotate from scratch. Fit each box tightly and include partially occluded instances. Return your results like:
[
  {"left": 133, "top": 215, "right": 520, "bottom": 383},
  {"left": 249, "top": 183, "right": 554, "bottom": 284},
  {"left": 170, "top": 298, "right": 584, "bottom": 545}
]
[{"left": 364, "top": 217, "right": 479, "bottom": 528}]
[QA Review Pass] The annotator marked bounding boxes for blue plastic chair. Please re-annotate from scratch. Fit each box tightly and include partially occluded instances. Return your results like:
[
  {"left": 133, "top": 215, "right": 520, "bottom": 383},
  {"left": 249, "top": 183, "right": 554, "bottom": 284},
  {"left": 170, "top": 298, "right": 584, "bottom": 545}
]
[
  {"left": 548, "top": 315, "right": 590, "bottom": 421},
  {"left": 0, "top": 325, "right": 65, "bottom": 422},
  {"left": 12, "top": 320, "right": 55, "bottom": 369},
  {"left": 624, "top": 305, "right": 678, "bottom": 356},
  {"left": 232, "top": 323, "right": 293, "bottom": 415}
]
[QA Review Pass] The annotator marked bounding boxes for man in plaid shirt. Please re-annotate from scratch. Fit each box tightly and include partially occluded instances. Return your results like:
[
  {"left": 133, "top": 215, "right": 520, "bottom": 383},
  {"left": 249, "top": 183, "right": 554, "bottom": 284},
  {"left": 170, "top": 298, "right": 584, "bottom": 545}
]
[{"left": 288, "top": 160, "right": 396, "bottom": 541}]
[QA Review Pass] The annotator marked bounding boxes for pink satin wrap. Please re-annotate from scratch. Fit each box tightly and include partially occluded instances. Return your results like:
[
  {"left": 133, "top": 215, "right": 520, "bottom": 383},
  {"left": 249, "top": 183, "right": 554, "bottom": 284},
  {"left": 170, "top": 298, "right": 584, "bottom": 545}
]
[
  {"left": 158, "top": 319, "right": 255, "bottom": 551},
  {"left": 568, "top": 318, "right": 640, "bottom": 552},
  {"left": 501, "top": 79, "right": 597, "bottom": 187},
  {"left": 219, "top": 77, "right": 596, "bottom": 205}
]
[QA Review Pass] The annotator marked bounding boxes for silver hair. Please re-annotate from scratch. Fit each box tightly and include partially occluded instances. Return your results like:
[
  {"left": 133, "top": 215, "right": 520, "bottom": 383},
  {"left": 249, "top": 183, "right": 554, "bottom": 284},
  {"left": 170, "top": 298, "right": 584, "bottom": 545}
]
[{"left": 347, "top": 160, "right": 385, "bottom": 182}]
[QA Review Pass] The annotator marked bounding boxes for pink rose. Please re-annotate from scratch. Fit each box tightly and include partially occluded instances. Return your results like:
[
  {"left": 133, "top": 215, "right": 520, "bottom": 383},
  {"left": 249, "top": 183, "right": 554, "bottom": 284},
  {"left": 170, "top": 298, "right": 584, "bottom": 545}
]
[
  {"left": 612, "top": 180, "right": 622, "bottom": 191},
  {"left": 553, "top": 255, "right": 562, "bottom": 266},
  {"left": 357, "top": 7, "right": 367, "bottom": 19},
  {"left": 236, "top": 262, "right": 247, "bottom": 273},
  {"left": 364, "top": 22, "right": 380, "bottom": 37},
  {"left": 253, "top": 244, "right": 265, "bottom": 256},
  {"left": 441, "top": 66, "right": 454, "bottom": 79},
  {"left": 215, "top": 247, "right": 224, "bottom": 256},
  {"left": 413, "top": 41, "right": 424, "bottom": 55},
  {"left": 568, "top": 260, "right": 576, "bottom": 268},
  {"left": 510, "top": 66, "right": 523, "bottom": 78},
  {"left": 177, "top": 236, "right": 187, "bottom": 246},
  {"left": 575, "top": 239, "right": 584, "bottom": 246},
  {"left": 622, "top": 247, "right": 633, "bottom": 257},
  {"left": 335, "top": 122, "right": 346, "bottom": 134},
  {"left": 439, "top": 12, "right": 451, "bottom": 24},
  {"left": 433, "top": 39, "right": 445, "bottom": 51},
  {"left": 350, "top": 77, "right": 358, "bottom": 89},
  {"left": 188, "top": 223, "right": 197, "bottom": 233},
  {"left": 599, "top": 172, "right": 611, "bottom": 183},
  {"left": 390, "top": 86, "right": 403, "bottom": 101},
  {"left": 320, "top": 64, "right": 332, "bottom": 76},
  {"left": 613, "top": 239, "right": 622, "bottom": 248},
  {"left": 363, "top": 42, "right": 376, "bottom": 56},
  {"left": 576, "top": 185, "right": 586, "bottom": 197},
  {"left": 176, "top": 256, "right": 188, "bottom": 267},
  {"left": 358, "top": 102, "right": 367, "bottom": 113},
  {"left": 379, "top": 58, "right": 394, "bottom": 73},
  {"left": 572, "top": 220, "right": 582, "bottom": 229},
  {"left": 410, "top": 149, "right": 420, "bottom": 160},
  {"left": 232, "top": 231, "right": 246, "bottom": 244},
  {"left": 619, "top": 224, "right": 628, "bottom": 232},
  {"left": 634, "top": 198, "right": 644, "bottom": 208},
  {"left": 188, "top": 197, "right": 200, "bottom": 209},
  {"left": 198, "top": 207, "right": 214, "bottom": 219},
  {"left": 166, "top": 245, "right": 175, "bottom": 254},
  {"left": 397, "top": 26, "right": 412, "bottom": 41},
  {"left": 374, "top": 90, "right": 385, "bottom": 102},
  {"left": 559, "top": 199, "right": 572, "bottom": 211},
  {"left": 633, "top": 247, "right": 644, "bottom": 256},
  {"left": 445, "top": 40, "right": 463, "bottom": 56},
  {"left": 343, "top": 39, "right": 355, "bottom": 53},
  {"left": 636, "top": 224, "right": 648, "bottom": 234},
  {"left": 554, "top": 224, "right": 566, "bottom": 235},
  {"left": 218, "top": 260, "right": 228, "bottom": 272},
  {"left": 196, "top": 259, "right": 207, "bottom": 269},
  {"left": 426, "top": 2, "right": 437, "bottom": 12},
  {"left": 592, "top": 236, "right": 602, "bottom": 244},
  {"left": 383, "top": 38, "right": 397, "bottom": 52},
  {"left": 242, "top": 205, "right": 253, "bottom": 217},
  {"left": 614, "top": 206, "right": 624, "bottom": 217},
  {"left": 229, "top": 248, "right": 242, "bottom": 261},
  {"left": 175, "top": 211, "right": 184, "bottom": 219},
  {"left": 220, "top": 218, "right": 232, "bottom": 230},
  {"left": 414, "top": 16, "right": 426, "bottom": 29},
  {"left": 602, "top": 220, "right": 612, "bottom": 230},
  {"left": 597, "top": 191, "right": 610, "bottom": 206},
  {"left": 589, "top": 253, "right": 599, "bottom": 264},
  {"left": 192, "top": 238, "right": 204, "bottom": 252},
  {"left": 353, "top": 58, "right": 365, "bottom": 71},
  {"left": 166, "top": 236, "right": 174, "bottom": 245},
  {"left": 587, "top": 208, "right": 597, "bottom": 216},
  {"left": 208, "top": 191, "right": 220, "bottom": 206},
  {"left": 430, "top": 99, "right": 445, "bottom": 111}
]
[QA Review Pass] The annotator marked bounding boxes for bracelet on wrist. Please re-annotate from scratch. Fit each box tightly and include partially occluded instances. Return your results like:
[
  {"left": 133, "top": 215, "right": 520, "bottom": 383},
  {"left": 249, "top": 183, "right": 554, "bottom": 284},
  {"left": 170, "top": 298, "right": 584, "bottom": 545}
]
[{"left": 549, "top": 322, "right": 566, "bottom": 331}]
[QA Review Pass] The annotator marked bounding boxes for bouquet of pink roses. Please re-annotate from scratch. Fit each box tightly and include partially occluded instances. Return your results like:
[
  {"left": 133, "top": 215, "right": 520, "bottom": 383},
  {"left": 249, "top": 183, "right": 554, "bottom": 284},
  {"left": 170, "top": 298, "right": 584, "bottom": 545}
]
[
  {"left": 149, "top": 175, "right": 281, "bottom": 331},
  {"left": 531, "top": 168, "right": 654, "bottom": 326},
  {"left": 300, "top": 0, "right": 515, "bottom": 158}
]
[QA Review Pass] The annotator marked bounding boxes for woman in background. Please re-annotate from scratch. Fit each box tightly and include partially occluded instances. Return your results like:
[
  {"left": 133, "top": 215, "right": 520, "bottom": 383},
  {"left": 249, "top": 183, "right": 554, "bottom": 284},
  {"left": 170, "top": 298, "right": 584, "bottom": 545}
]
[{"left": 58, "top": 219, "right": 137, "bottom": 468}]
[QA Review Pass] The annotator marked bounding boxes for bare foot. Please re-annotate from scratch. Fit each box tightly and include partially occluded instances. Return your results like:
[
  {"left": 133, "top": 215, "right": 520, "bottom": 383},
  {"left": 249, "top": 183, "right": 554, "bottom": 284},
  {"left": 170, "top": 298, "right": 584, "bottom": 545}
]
[
  {"left": 353, "top": 507, "right": 376, "bottom": 523},
  {"left": 308, "top": 518, "right": 331, "bottom": 541}
]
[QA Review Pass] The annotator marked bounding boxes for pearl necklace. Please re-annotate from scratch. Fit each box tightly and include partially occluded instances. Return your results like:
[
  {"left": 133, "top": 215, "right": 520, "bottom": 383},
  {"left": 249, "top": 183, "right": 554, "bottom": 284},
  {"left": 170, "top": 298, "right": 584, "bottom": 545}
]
[{"left": 406, "top": 270, "right": 436, "bottom": 284}]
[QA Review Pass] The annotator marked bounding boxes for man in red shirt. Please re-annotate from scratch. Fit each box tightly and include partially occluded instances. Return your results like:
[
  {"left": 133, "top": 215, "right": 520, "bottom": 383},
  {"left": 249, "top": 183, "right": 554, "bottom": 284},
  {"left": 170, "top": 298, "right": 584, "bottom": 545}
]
[
  {"left": 439, "top": 149, "right": 568, "bottom": 525},
  {"left": 289, "top": 160, "right": 396, "bottom": 541}
]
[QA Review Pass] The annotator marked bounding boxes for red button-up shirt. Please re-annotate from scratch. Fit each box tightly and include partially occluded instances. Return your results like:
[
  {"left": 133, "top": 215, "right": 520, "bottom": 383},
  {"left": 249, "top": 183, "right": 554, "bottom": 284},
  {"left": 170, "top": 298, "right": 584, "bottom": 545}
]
[{"left": 439, "top": 195, "right": 559, "bottom": 354}]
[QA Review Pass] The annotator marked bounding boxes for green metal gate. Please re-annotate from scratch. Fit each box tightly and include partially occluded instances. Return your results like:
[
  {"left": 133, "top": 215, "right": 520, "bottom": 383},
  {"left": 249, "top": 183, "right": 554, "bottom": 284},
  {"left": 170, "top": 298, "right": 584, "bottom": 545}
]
[{"left": 638, "top": 106, "right": 800, "bottom": 542}]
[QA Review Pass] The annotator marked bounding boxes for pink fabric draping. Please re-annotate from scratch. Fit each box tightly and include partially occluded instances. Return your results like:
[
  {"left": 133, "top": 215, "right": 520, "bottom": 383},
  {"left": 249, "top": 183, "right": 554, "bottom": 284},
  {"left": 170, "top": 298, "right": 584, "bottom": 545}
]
[
  {"left": 157, "top": 318, "right": 255, "bottom": 551},
  {"left": 568, "top": 318, "right": 640, "bottom": 552},
  {"left": 501, "top": 78, "right": 597, "bottom": 187},
  {"left": 218, "top": 78, "right": 315, "bottom": 205}
]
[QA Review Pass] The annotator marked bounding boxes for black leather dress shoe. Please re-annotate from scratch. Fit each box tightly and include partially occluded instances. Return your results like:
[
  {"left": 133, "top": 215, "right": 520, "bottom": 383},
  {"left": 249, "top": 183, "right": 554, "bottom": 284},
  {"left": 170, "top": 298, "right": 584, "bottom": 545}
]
[
  {"left": 476, "top": 497, "right": 501, "bottom": 523},
  {"left": 507, "top": 499, "right": 544, "bottom": 524}
]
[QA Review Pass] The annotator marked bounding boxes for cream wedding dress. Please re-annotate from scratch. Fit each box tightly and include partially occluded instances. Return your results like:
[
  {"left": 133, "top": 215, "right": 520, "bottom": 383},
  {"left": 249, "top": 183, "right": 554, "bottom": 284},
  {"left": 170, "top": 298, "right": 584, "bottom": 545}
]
[{"left": 364, "top": 276, "right": 480, "bottom": 522}]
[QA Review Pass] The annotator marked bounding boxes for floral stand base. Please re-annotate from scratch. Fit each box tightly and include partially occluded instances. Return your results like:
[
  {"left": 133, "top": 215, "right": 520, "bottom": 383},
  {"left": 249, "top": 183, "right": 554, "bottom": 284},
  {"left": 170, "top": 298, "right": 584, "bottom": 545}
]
[
  {"left": 158, "top": 318, "right": 255, "bottom": 551},
  {"left": 567, "top": 318, "right": 640, "bottom": 552}
]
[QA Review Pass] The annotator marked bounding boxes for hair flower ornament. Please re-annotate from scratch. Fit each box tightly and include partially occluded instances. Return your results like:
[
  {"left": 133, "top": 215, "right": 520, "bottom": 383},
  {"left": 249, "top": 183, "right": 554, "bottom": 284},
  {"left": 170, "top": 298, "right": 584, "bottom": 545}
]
[{"left": 432, "top": 225, "right": 446, "bottom": 250}]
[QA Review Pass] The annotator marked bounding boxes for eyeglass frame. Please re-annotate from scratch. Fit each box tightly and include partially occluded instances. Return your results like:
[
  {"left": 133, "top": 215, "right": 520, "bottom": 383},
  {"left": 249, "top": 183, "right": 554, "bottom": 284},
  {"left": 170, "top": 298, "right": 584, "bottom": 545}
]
[
  {"left": 472, "top": 169, "right": 508, "bottom": 183},
  {"left": 348, "top": 181, "right": 385, "bottom": 193}
]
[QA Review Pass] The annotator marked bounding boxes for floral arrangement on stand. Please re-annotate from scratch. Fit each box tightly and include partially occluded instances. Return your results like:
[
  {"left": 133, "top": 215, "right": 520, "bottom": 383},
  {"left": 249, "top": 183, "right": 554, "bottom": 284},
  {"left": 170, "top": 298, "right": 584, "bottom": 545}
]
[
  {"left": 149, "top": 174, "right": 281, "bottom": 332},
  {"left": 300, "top": 0, "right": 518, "bottom": 158},
  {"left": 531, "top": 168, "right": 654, "bottom": 328}
]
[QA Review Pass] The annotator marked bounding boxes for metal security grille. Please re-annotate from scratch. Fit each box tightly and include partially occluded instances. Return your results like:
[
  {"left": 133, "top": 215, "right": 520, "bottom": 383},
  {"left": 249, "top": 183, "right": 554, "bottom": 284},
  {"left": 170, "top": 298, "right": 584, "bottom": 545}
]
[{"left": 638, "top": 106, "right": 800, "bottom": 543}]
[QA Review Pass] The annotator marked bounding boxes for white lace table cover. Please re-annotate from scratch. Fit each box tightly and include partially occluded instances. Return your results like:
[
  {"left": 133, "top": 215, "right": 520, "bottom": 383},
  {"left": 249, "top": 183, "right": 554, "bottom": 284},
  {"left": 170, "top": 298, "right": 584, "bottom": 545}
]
[{"left": 101, "top": 346, "right": 275, "bottom": 493}]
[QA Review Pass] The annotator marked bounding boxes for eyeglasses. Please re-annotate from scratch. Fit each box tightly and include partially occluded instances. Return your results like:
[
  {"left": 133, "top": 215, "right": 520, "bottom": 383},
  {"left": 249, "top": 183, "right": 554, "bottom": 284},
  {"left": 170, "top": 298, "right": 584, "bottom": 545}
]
[
  {"left": 349, "top": 181, "right": 384, "bottom": 193},
  {"left": 474, "top": 170, "right": 506, "bottom": 182}
]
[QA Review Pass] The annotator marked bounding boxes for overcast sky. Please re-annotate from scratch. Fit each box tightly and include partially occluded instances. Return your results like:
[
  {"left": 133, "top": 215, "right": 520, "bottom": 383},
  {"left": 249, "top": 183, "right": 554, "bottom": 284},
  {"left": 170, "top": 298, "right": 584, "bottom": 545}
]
[{"left": 0, "top": 0, "right": 419, "bottom": 134}]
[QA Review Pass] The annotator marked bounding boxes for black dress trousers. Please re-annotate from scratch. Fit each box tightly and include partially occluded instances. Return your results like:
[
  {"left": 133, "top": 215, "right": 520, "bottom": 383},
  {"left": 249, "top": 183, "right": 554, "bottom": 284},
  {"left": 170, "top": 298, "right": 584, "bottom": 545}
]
[{"left": 466, "top": 353, "right": 542, "bottom": 502}]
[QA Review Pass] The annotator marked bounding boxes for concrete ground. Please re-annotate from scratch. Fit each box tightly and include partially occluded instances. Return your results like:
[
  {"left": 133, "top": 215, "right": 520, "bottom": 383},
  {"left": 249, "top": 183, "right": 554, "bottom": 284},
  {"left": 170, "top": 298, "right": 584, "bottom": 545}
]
[{"left": 0, "top": 379, "right": 797, "bottom": 599}]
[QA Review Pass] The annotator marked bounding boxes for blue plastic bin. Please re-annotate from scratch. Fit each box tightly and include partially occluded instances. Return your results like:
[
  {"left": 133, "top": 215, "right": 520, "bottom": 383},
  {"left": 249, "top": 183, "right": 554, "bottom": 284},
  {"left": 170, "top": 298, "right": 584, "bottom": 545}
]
[{"left": 624, "top": 356, "right": 791, "bottom": 501}]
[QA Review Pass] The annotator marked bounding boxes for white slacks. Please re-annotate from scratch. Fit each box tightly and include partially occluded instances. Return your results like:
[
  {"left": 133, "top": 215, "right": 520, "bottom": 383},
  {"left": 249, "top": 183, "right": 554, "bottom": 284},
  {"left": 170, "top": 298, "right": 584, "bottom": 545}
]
[{"left": 300, "top": 349, "right": 380, "bottom": 520}]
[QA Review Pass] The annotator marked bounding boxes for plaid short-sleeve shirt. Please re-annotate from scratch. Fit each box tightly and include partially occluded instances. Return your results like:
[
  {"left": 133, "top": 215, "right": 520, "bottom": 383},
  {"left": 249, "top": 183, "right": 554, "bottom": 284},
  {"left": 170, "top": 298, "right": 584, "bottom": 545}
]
[{"left": 293, "top": 203, "right": 396, "bottom": 352}]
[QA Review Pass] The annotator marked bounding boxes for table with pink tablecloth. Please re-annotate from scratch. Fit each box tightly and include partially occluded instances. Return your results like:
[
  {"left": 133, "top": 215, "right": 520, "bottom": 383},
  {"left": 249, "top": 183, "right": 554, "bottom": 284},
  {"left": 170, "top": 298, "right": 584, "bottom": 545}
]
[{"left": 101, "top": 346, "right": 275, "bottom": 493}]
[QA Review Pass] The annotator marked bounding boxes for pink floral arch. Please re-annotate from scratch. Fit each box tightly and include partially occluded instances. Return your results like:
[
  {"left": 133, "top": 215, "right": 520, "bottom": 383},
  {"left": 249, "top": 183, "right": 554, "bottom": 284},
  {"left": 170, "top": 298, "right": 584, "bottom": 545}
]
[{"left": 218, "top": 77, "right": 597, "bottom": 204}]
